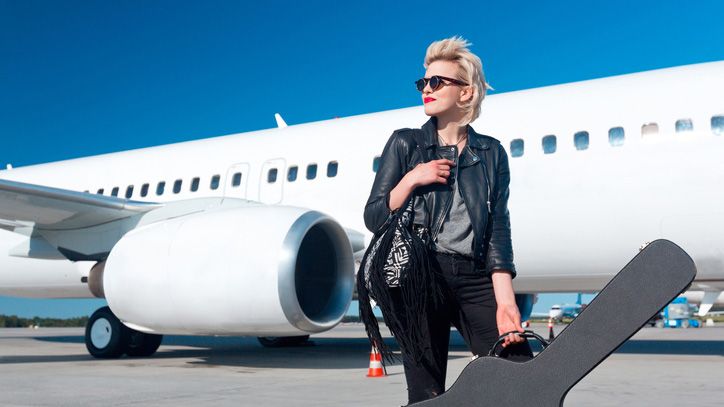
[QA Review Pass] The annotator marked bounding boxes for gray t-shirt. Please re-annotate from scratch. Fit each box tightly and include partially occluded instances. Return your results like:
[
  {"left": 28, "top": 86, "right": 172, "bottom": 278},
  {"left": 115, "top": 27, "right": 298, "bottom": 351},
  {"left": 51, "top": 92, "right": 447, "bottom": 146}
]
[{"left": 434, "top": 149, "right": 475, "bottom": 257}]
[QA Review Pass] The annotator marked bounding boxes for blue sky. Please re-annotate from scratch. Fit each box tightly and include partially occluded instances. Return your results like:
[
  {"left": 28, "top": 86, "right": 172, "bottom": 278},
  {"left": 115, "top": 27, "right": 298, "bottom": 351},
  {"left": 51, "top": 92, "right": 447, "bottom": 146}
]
[{"left": 1, "top": 0, "right": 723, "bottom": 318}]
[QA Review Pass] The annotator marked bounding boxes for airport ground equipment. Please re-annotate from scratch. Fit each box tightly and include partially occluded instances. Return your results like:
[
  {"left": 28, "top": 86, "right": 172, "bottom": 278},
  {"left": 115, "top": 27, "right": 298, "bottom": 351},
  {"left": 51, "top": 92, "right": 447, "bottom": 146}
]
[
  {"left": 656, "top": 297, "right": 701, "bottom": 328},
  {"left": 366, "top": 346, "right": 386, "bottom": 377},
  {"left": 547, "top": 318, "right": 555, "bottom": 342},
  {"left": 410, "top": 239, "right": 696, "bottom": 407}
]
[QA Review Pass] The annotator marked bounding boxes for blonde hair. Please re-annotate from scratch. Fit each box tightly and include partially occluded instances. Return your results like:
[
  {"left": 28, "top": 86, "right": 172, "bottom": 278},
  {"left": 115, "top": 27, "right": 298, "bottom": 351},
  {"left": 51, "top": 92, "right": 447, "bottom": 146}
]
[{"left": 424, "top": 36, "right": 491, "bottom": 125}]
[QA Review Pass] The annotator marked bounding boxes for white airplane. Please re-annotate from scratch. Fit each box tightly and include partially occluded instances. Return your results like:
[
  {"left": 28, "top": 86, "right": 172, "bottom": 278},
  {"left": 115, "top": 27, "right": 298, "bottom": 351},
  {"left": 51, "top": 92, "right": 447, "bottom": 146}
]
[
  {"left": 548, "top": 304, "right": 583, "bottom": 321},
  {"left": 1, "top": 61, "right": 723, "bottom": 358}
]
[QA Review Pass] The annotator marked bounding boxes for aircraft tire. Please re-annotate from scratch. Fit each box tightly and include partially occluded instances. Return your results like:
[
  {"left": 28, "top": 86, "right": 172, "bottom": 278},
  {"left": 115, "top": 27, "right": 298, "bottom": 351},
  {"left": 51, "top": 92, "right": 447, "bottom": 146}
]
[
  {"left": 257, "top": 335, "right": 311, "bottom": 347},
  {"left": 126, "top": 330, "right": 163, "bottom": 357},
  {"left": 85, "top": 306, "right": 130, "bottom": 358}
]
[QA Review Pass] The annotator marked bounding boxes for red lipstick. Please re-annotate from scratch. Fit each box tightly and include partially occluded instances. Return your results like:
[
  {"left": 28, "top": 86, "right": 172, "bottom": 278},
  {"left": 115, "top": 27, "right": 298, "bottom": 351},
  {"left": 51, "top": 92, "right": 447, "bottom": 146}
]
[{"left": 424, "top": 97, "right": 436, "bottom": 104}]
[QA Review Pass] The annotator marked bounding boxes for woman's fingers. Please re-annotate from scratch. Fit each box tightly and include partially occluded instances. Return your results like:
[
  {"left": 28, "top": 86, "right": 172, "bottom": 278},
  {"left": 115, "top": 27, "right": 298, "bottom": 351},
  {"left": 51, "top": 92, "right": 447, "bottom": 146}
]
[
  {"left": 497, "top": 302, "right": 526, "bottom": 347},
  {"left": 503, "top": 332, "right": 524, "bottom": 347},
  {"left": 434, "top": 158, "right": 455, "bottom": 166},
  {"left": 413, "top": 159, "right": 455, "bottom": 186}
]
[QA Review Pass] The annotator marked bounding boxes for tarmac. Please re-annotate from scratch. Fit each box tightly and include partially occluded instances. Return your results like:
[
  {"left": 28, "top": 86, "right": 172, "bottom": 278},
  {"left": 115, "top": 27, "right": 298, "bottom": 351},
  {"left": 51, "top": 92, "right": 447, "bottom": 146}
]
[{"left": 0, "top": 322, "right": 722, "bottom": 406}]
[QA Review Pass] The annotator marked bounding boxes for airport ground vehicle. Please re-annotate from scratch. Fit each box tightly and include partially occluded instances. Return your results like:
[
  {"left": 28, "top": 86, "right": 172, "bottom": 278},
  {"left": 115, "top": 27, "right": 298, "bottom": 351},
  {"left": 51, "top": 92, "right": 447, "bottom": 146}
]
[{"left": 655, "top": 297, "right": 701, "bottom": 328}]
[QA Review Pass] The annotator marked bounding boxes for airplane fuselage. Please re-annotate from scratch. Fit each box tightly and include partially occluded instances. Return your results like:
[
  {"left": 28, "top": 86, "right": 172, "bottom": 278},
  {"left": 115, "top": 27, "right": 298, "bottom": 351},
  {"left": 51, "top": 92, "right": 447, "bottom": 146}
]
[{"left": 2, "top": 61, "right": 724, "bottom": 298}]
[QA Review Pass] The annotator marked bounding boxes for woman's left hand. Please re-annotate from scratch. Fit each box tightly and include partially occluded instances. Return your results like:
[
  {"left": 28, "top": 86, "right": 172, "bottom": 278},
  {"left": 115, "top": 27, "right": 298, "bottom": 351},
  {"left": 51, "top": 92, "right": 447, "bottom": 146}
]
[
  {"left": 491, "top": 270, "right": 526, "bottom": 347},
  {"left": 496, "top": 302, "right": 525, "bottom": 348}
]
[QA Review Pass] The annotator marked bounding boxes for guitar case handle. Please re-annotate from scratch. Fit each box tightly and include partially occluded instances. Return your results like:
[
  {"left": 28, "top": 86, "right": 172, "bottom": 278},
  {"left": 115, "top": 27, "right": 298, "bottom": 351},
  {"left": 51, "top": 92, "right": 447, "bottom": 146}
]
[{"left": 487, "top": 330, "right": 550, "bottom": 357}]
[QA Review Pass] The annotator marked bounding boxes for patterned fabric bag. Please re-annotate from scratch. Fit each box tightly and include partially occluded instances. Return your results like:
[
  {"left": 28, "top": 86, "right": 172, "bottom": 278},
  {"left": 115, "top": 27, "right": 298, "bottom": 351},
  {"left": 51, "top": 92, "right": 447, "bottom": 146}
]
[{"left": 372, "top": 198, "right": 427, "bottom": 287}]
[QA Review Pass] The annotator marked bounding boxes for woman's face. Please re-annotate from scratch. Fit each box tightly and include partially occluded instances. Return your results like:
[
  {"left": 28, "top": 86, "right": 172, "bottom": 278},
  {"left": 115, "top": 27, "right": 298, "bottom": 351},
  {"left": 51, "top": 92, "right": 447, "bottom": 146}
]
[{"left": 421, "top": 60, "right": 472, "bottom": 119}]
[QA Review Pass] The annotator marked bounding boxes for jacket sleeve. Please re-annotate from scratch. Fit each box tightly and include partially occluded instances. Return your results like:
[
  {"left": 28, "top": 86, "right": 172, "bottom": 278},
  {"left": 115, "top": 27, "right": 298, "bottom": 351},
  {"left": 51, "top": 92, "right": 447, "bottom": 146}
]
[
  {"left": 486, "top": 143, "right": 516, "bottom": 278},
  {"left": 363, "top": 130, "right": 411, "bottom": 233}
]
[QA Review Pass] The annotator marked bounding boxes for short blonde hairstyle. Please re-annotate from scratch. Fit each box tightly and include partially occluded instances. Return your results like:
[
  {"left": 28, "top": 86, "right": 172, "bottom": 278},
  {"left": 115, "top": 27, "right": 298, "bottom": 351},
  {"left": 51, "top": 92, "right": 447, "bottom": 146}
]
[{"left": 424, "top": 36, "right": 491, "bottom": 125}]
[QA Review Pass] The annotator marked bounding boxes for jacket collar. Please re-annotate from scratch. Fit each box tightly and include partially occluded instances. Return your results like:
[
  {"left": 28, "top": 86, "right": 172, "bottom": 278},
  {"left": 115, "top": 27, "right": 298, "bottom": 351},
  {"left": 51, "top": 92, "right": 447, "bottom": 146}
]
[{"left": 420, "top": 116, "right": 490, "bottom": 151}]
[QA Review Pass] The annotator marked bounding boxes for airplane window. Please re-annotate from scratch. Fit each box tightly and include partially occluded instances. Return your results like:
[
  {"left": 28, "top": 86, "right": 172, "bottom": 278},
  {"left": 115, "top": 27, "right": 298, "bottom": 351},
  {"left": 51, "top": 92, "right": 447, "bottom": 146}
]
[
  {"left": 542, "top": 135, "right": 556, "bottom": 154},
  {"left": 675, "top": 119, "right": 693, "bottom": 133},
  {"left": 111, "top": 187, "right": 119, "bottom": 197},
  {"left": 641, "top": 123, "right": 658, "bottom": 137},
  {"left": 609, "top": 127, "right": 625, "bottom": 147},
  {"left": 327, "top": 161, "right": 338, "bottom": 177},
  {"left": 125, "top": 185, "right": 134, "bottom": 199},
  {"left": 288, "top": 166, "right": 298, "bottom": 181},
  {"left": 712, "top": 115, "right": 724, "bottom": 136},
  {"left": 574, "top": 131, "right": 589, "bottom": 151},
  {"left": 232, "top": 172, "right": 242, "bottom": 187},
  {"left": 307, "top": 164, "right": 318, "bottom": 179},
  {"left": 210, "top": 175, "right": 220, "bottom": 190},
  {"left": 510, "top": 139, "right": 524, "bottom": 157},
  {"left": 173, "top": 179, "right": 182, "bottom": 194},
  {"left": 190, "top": 177, "right": 200, "bottom": 192},
  {"left": 156, "top": 181, "right": 165, "bottom": 196},
  {"left": 140, "top": 183, "right": 149, "bottom": 197},
  {"left": 372, "top": 156, "right": 381, "bottom": 172},
  {"left": 97, "top": 188, "right": 104, "bottom": 195},
  {"left": 268, "top": 168, "right": 278, "bottom": 183}
]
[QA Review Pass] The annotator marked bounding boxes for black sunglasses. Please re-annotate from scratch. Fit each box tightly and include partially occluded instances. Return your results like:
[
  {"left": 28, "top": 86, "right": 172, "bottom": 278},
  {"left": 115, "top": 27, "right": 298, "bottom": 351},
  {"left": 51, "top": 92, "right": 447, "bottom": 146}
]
[{"left": 415, "top": 75, "right": 469, "bottom": 92}]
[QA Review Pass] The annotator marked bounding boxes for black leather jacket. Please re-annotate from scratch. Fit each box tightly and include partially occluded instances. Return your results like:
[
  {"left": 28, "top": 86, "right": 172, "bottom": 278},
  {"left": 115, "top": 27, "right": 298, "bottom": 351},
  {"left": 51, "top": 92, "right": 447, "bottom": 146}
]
[{"left": 363, "top": 117, "right": 516, "bottom": 277}]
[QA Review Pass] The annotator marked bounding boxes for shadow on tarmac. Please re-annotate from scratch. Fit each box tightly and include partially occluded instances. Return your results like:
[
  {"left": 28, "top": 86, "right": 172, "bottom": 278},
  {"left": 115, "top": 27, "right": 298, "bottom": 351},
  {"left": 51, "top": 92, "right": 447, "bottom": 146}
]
[
  {"left": 2, "top": 332, "right": 720, "bottom": 367},
  {"left": 3, "top": 335, "right": 466, "bottom": 368}
]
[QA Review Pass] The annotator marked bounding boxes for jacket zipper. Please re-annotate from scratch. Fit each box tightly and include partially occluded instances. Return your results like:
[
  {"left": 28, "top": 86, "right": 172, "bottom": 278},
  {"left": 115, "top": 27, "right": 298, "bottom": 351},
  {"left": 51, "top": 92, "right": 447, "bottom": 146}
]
[
  {"left": 481, "top": 160, "right": 492, "bottom": 215},
  {"left": 432, "top": 163, "right": 458, "bottom": 240}
]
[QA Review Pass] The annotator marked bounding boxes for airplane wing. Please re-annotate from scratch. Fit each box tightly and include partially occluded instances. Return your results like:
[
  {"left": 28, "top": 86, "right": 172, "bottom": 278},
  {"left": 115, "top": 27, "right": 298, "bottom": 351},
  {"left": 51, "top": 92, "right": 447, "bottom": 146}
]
[{"left": 0, "top": 178, "right": 161, "bottom": 231}]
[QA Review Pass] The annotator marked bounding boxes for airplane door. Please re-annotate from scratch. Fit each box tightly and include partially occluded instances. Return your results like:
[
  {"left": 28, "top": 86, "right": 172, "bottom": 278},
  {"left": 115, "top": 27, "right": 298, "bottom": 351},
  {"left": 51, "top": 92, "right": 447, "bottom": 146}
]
[
  {"left": 223, "top": 163, "right": 250, "bottom": 199},
  {"left": 259, "top": 158, "right": 285, "bottom": 204}
]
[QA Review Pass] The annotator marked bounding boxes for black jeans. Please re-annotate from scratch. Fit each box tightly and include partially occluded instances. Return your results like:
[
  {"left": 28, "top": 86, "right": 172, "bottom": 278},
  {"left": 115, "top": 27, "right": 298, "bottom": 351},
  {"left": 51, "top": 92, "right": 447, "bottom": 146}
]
[{"left": 391, "top": 251, "right": 533, "bottom": 404}]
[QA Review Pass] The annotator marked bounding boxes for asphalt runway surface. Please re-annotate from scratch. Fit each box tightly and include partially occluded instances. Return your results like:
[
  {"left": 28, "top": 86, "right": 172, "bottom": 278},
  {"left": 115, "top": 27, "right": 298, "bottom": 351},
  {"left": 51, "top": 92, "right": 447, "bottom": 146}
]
[{"left": 0, "top": 322, "right": 722, "bottom": 406}]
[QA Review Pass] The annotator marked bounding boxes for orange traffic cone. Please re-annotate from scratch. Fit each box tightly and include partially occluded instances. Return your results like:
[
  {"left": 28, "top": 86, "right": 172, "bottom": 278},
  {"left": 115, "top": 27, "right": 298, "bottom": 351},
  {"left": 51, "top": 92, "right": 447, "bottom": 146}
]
[
  {"left": 548, "top": 318, "right": 555, "bottom": 342},
  {"left": 366, "top": 346, "right": 386, "bottom": 377}
]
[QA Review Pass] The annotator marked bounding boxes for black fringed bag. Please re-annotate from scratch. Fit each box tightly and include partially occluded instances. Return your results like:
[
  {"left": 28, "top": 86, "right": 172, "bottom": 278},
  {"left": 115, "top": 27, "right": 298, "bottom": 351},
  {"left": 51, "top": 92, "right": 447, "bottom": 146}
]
[{"left": 357, "top": 131, "right": 443, "bottom": 366}]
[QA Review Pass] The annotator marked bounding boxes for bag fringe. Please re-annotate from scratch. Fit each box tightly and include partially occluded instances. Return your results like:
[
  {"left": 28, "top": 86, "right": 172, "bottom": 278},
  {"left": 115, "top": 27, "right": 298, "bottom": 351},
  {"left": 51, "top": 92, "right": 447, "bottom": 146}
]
[{"left": 357, "top": 215, "right": 444, "bottom": 367}]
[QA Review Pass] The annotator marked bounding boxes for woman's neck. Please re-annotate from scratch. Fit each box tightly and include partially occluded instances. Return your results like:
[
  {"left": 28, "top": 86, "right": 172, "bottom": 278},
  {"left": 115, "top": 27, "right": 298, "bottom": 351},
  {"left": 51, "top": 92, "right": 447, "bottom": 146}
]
[{"left": 436, "top": 115, "right": 467, "bottom": 145}]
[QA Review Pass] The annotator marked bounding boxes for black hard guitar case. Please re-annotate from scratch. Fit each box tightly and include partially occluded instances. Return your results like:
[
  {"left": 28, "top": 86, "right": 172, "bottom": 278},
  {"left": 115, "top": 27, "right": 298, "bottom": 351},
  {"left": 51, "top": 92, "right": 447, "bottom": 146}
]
[{"left": 410, "top": 239, "right": 697, "bottom": 407}]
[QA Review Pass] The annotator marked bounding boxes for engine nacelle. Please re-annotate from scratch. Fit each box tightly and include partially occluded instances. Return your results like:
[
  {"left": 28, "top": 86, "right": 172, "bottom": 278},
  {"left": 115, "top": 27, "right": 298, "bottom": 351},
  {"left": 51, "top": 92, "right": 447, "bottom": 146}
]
[
  {"left": 516, "top": 293, "right": 537, "bottom": 322},
  {"left": 104, "top": 205, "right": 354, "bottom": 336}
]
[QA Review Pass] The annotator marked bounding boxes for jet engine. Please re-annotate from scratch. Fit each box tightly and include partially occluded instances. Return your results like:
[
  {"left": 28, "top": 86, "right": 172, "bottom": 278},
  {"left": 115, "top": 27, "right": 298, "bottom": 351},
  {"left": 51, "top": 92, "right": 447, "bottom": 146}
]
[
  {"left": 103, "top": 205, "right": 354, "bottom": 336},
  {"left": 516, "top": 293, "right": 536, "bottom": 322}
]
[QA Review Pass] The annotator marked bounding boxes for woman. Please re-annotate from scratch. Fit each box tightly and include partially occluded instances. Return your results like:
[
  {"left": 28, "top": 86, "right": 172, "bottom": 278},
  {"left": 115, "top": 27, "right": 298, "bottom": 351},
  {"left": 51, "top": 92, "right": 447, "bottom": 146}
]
[{"left": 362, "top": 36, "right": 532, "bottom": 404}]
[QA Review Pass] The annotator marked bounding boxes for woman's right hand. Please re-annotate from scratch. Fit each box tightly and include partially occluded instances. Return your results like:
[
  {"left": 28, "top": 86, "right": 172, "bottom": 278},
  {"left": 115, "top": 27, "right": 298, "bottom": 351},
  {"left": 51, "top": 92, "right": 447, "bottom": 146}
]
[
  {"left": 387, "top": 159, "right": 455, "bottom": 212},
  {"left": 407, "top": 159, "right": 455, "bottom": 187}
]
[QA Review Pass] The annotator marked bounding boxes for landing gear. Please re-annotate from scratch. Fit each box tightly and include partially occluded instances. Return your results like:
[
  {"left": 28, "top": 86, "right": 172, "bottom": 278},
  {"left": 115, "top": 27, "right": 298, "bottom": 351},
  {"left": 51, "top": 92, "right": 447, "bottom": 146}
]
[
  {"left": 85, "top": 306, "right": 163, "bottom": 358},
  {"left": 257, "top": 335, "right": 311, "bottom": 347},
  {"left": 126, "top": 330, "right": 163, "bottom": 357},
  {"left": 85, "top": 306, "right": 129, "bottom": 358}
]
